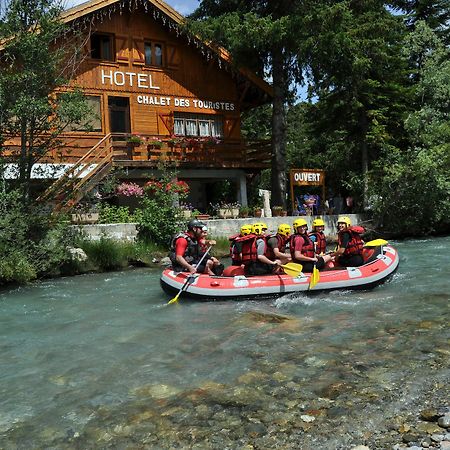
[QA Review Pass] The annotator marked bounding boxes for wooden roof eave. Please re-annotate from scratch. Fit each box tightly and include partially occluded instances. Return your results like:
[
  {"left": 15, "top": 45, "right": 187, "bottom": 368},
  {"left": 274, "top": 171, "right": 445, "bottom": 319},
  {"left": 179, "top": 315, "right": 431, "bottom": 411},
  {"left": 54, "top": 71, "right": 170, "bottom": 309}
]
[{"left": 61, "top": 0, "right": 273, "bottom": 101}]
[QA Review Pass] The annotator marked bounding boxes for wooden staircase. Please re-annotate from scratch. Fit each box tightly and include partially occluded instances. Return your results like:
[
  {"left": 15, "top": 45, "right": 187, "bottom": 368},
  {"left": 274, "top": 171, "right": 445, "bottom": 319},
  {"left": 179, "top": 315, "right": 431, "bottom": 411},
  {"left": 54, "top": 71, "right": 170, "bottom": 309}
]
[{"left": 38, "top": 133, "right": 114, "bottom": 213}]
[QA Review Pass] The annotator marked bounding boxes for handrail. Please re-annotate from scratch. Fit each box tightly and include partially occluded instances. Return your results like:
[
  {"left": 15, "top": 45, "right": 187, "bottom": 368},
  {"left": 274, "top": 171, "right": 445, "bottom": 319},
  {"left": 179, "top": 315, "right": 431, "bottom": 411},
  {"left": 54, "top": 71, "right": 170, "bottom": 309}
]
[{"left": 37, "top": 133, "right": 112, "bottom": 202}]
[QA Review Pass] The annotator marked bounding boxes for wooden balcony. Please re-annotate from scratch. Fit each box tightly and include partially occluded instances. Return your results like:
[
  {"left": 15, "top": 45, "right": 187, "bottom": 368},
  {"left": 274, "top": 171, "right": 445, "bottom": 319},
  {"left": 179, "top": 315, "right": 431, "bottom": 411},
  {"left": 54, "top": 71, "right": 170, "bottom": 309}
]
[
  {"left": 1, "top": 134, "right": 271, "bottom": 170},
  {"left": 109, "top": 136, "right": 271, "bottom": 169}
]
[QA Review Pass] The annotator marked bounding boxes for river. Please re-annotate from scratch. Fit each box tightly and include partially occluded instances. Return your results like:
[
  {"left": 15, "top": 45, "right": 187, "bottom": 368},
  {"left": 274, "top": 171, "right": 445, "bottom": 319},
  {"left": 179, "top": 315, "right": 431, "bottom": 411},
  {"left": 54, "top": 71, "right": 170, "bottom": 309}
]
[{"left": 0, "top": 237, "right": 449, "bottom": 449}]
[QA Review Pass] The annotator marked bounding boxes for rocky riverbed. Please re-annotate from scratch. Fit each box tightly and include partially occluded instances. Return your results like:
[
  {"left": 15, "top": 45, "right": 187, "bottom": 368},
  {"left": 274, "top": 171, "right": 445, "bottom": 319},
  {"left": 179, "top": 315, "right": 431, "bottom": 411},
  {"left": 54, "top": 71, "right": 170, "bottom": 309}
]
[{"left": 1, "top": 309, "right": 448, "bottom": 450}]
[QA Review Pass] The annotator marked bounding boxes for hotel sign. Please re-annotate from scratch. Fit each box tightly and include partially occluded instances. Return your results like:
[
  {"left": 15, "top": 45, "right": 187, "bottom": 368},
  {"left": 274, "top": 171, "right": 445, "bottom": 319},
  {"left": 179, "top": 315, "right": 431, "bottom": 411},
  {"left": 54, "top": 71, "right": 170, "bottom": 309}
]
[{"left": 100, "top": 69, "right": 235, "bottom": 111}]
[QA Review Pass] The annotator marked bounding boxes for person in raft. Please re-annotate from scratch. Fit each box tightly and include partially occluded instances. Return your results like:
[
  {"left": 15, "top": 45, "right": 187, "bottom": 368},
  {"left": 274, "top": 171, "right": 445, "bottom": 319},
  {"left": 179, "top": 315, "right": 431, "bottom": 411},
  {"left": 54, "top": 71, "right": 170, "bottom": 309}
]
[
  {"left": 265, "top": 223, "right": 292, "bottom": 265},
  {"left": 229, "top": 224, "right": 253, "bottom": 266},
  {"left": 169, "top": 219, "right": 218, "bottom": 275},
  {"left": 289, "top": 218, "right": 333, "bottom": 273},
  {"left": 239, "top": 222, "right": 280, "bottom": 276},
  {"left": 331, "top": 216, "right": 365, "bottom": 267},
  {"left": 308, "top": 218, "right": 327, "bottom": 255},
  {"left": 199, "top": 225, "right": 224, "bottom": 275}
]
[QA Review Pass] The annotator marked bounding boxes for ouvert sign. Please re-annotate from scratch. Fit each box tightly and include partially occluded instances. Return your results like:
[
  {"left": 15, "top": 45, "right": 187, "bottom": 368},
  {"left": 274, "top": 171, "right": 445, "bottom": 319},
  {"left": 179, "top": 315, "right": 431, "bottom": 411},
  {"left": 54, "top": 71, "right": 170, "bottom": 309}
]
[{"left": 289, "top": 169, "right": 326, "bottom": 214}]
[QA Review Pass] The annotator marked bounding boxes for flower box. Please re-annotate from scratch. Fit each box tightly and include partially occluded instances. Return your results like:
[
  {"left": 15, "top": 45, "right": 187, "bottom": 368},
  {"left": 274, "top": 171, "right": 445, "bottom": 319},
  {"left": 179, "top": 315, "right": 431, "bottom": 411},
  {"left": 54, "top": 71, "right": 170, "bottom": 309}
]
[
  {"left": 71, "top": 212, "right": 99, "bottom": 224},
  {"left": 195, "top": 214, "right": 210, "bottom": 220},
  {"left": 218, "top": 208, "right": 240, "bottom": 219}
]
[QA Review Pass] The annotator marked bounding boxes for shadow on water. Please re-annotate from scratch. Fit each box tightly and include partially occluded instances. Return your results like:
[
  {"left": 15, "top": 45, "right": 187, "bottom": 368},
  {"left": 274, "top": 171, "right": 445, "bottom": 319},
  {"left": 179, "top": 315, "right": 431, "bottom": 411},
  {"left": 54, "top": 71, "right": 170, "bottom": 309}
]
[{"left": 0, "top": 237, "right": 449, "bottom": 449}]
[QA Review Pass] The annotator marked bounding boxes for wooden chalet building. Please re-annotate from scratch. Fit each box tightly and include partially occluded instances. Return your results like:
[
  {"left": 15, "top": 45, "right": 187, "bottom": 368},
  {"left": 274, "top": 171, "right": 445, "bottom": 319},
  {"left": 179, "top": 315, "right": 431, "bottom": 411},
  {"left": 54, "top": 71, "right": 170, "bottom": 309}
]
[{"left": 7, "top": 0, "right": 273, "bottom": 211}]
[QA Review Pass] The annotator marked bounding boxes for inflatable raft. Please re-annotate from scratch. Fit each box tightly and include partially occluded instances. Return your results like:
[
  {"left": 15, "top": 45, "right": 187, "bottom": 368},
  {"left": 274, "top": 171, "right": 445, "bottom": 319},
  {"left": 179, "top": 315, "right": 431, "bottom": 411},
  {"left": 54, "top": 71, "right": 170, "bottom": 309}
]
[{"left": 160, "top": 244, "right": 399, "bottom": 301}]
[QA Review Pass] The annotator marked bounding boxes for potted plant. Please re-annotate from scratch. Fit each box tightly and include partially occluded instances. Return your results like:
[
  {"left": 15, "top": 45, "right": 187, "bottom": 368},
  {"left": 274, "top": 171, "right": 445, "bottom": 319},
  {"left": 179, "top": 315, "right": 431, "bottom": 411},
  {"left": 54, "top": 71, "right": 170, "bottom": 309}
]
[
  {"left": 271, "top": 205, "right": 283, "bottom": 217},
  {"left": 213, "top": 201, "right": 240, "bottom": 219},
  {"left": 253, "top": 206, "right": 263, "bottom": 217},
  {"left": 195, "top": 212, "right": 210, "bottom": 220},
  {"left": 239, "top": 206, "right": 251, "bottom": 218},
  {"left": 127, "top": 134, "right": 143, "bottom": 146},
  {"left": 147, "top": 138, "right": 163, "bottom": 149}
]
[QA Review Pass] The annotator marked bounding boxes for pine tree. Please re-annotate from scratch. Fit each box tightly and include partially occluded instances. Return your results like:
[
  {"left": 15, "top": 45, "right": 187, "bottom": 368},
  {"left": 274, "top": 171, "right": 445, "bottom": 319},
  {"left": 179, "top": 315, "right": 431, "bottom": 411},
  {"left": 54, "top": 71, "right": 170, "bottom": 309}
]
[{"left": 190, "top": 1, "right": 306, "bottom": 209}]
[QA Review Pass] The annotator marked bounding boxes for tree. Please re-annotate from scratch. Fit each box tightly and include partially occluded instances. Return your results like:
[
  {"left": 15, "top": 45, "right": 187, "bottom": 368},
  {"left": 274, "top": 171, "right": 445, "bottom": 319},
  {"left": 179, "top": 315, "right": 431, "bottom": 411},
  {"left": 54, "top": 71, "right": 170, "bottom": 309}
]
[
  {"left": 389, "top": 0, "right": 450, "bottom": 43},
  {"left": 302, "top": 0, "right": 412, "bottom": 207},
  {"left": 368, "top": 21, "right": 450, "bottom": 235},
  {"left": 0, "top": 0, "right": 90, "bottom": 202},
  {"left": 190, "top": 1, "right": 306, "bottom": 209}
]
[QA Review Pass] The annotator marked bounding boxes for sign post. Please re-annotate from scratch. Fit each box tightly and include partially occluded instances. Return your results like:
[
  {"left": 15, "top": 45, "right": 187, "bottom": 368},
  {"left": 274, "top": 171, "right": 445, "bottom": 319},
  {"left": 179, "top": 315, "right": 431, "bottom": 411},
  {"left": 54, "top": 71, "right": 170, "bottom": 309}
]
[{"left": 289, "top": 169, "right": 326, "bottom": 215}]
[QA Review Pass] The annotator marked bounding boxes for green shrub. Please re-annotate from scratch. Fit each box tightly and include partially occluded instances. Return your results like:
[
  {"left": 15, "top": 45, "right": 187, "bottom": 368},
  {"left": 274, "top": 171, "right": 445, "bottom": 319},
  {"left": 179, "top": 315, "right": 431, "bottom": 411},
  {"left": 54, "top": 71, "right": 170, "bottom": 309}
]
[
  {"left": 0, "top": 252, "right": 37, "bottom": 284},
  {"left": 98, "top": 204, "right": 141, "bottom": 224},
  {"left": 79, "top": 237, "right": 129, "bottom": 271}
]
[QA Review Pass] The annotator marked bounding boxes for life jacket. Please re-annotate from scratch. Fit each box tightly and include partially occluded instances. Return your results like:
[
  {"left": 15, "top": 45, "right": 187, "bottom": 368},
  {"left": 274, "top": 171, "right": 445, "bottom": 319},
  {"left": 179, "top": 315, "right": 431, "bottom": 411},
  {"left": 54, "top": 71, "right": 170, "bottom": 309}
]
[
  {"left": 265, "top": 233, "right": 286, "bottom": 260},
  {"left": 169, "top": 232, "right": 201, "bottom": 267},
  {"left": 228, "top": 233, "right": 241, "bottom": 262},
  {"left": 235, "top": 233, "right": 259, "bottom": 265},
  {"left": 308, "top": 231, "right": 327, "bottom": 255},
  {"left": 289, "top": 233, "right": 315, "bottom": 259},
  {"left": 338, "top": 226, "right": 364, "bottom": 256}
]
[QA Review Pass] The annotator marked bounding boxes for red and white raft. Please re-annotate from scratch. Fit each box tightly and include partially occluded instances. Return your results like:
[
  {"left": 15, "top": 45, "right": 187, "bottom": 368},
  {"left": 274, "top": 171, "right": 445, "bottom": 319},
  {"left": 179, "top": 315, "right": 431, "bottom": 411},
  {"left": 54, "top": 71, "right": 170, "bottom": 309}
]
[{"left": 160, "top": 244, "right": 399, "bottom": 301}]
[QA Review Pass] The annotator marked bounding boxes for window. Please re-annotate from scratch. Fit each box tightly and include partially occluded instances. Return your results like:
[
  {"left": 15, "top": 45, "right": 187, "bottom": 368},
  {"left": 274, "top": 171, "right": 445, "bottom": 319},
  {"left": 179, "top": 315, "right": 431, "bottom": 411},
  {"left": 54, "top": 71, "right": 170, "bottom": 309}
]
[
  {"left": 144, "top": 41, "right": 164, "bottom": 66},
  {"left": 65, "top": 96, "right": 102, "bottom": 132},
  {"left": 91, "top": 33, "right": 114, "bottom": 61},
  {"left": 173, "top": 113, "right": 223, "bottom": 137}
]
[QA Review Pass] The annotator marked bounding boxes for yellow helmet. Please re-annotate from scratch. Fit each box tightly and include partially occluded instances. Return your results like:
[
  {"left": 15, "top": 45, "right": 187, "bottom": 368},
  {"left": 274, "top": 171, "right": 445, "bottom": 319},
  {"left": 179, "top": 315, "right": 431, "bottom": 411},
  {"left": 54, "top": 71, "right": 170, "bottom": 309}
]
[
  {"left": 312, "top": 218, "right": 325, "bottom": 228},
  {"left": 337, "top": 216, "right": 352, "bottom": 227},
  {"left": 240, "top": 224, "right": 253, "bottom": 236},
  {"left": 293, "top": 218, "right": 308, "bottom": 230},
  {"left": 252, "top": 222, "right": 268, "bottom": 235},
  {"left": 277, "top": 223, "right": 291, "bottom": 237}
]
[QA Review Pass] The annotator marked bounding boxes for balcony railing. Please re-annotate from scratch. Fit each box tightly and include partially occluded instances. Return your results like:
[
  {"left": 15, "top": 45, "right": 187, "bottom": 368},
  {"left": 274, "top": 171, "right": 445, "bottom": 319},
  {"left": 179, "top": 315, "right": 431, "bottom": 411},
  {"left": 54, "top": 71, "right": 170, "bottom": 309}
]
[{"left": 107, "top": 134, "right": 271, "bottom": 168}]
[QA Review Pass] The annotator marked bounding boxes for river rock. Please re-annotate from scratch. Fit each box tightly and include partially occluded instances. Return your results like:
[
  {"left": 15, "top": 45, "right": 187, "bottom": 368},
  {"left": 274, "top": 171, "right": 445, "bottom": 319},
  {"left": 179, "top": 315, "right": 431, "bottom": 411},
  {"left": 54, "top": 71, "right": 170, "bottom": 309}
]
[
  {"left": 350, "top": 446, "right": 371, "bottom": 450},
  {"left": 67, "top": 246, "right": 88, "bottom": 261},
  {"left": 440, "top": 442, "right": 450, "bottom": 450},
  {"left": 421, "top": 409, "right": 440, "bottom": 421},
  {"left": 438, "top": 414, "right": 450, "bottom": 428},
  {"left": 159, "top": 256, "right": 171, "bottom": 266},
  {"left": 300, "top": 414, "right": 315, "bottom": 423},
  {"left": 417, "top": 422, "right": 445, "bottom": 434},
  {"left": 132, "top": 383, "right": 181, "bottom": 399}
]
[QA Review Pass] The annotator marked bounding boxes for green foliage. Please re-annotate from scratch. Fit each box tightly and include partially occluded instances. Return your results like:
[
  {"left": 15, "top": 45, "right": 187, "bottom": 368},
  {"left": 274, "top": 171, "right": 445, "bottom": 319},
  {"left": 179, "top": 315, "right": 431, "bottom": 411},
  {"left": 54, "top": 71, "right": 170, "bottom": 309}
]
[
  {"left": 79, "top": 237, "right": 129, "bottom": 271},
  {"left": 137, "top": 167, "right": 185, "bottom": 245},
  {"left": 369, "top": 147, "right": 450, "bottom": 234},
  {"left": 98, "top": 203, "right": 143, "bottom": 224},
  {"left": 0, "top": 0, "right": 88, "bottom": 199},
  {"left": 0, "top": 183, "right": 77, "bottom": 284}
]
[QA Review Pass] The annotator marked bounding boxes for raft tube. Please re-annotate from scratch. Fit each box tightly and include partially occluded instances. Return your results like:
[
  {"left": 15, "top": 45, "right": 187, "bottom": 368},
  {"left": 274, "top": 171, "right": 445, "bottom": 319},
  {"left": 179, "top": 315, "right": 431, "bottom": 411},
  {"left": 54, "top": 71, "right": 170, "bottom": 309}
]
[{"left": 160, "top": 245, "right": 399, "bottom": 301}]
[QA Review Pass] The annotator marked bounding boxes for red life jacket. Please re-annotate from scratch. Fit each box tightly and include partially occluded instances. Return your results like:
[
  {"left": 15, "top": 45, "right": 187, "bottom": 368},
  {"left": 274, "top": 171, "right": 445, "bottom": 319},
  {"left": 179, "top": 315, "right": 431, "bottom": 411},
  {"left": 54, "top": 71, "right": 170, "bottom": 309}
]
[
  {"left": 338, "top": 227, "right": 364, "bottom": 256},
  {"left": 308, "top": 231, "right": 327, "bottom": 254},
  {"left": 228, "top": 233, "right": 241, "bottom": 261},
  {"left": 265, "top": 233, "right": 286, "bottom": 260},
  {"left": 289, "top": 233, "right": 315, "bottom": 260},
  {"left": 235, "top": 233, "right": 259, "bottom": 265}
]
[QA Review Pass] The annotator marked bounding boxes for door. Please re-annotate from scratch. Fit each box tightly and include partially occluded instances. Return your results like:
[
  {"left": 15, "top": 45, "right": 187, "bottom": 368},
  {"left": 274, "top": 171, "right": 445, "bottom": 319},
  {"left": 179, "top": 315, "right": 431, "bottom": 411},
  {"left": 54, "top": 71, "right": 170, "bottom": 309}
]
[{"left": 108, "top": 96, "right": 130, "bottom": 133}]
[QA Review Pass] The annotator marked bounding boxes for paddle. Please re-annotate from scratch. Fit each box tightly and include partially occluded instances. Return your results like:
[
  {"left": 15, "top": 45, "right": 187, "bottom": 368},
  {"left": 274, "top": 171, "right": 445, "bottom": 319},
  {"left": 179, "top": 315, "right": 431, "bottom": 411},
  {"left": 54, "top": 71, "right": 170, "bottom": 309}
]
[
  {"left": 364, "top": 238, "right": 388, "bottom": 247},
  {"left": 280, "top": 262, "right": 303, "bottom": 277},
  {"left": 309, "top": 261, "right": 320, "bottom": 289},
  {"left": 167, "top": 246, "right": 212, "bottom": 305}
]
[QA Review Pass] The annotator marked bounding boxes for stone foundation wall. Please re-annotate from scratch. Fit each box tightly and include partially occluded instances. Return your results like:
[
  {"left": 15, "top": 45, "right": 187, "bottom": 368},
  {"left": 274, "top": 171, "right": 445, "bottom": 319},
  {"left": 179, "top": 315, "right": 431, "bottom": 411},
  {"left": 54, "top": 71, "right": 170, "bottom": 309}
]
[{"left": 74, "top": 214, "right": 366, "bottom": 241}]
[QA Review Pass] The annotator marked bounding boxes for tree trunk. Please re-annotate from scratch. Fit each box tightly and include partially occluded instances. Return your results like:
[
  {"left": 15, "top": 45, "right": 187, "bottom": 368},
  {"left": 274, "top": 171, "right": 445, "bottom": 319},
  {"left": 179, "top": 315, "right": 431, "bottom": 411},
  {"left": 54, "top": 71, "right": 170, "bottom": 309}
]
[{"left": 270, "top": 47, "right": 287, "bottom": 209}]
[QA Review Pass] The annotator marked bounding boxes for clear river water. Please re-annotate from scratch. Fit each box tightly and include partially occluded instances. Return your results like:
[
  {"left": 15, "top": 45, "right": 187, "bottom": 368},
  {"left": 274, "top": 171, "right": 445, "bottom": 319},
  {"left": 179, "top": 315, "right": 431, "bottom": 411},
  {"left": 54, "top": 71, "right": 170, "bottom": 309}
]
[{"left": 1, "top": 237, "right": 449, "bottom": 449}]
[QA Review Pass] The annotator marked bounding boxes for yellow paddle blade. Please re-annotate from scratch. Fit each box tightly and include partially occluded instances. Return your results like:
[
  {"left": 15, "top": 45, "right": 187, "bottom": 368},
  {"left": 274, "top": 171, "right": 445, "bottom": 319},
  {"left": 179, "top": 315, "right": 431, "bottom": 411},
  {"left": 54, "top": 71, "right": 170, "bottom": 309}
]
[
  {"left": 281, "top": 263, "right": 303, "bottom": 277},
  {"left": 309, "top": 265, "right": 320, "bottom": 289},
  {"left": 167, "top": 293, "right": 180, "bottom": 305},
  {"left": 364, "top": 238, "right": 388, "bottom": 247}
]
